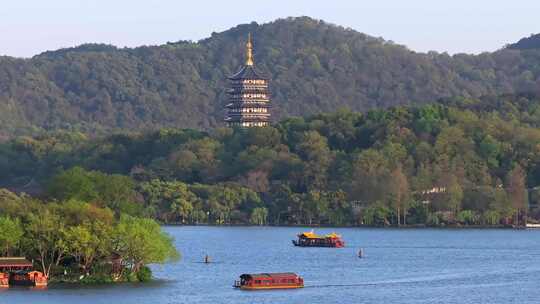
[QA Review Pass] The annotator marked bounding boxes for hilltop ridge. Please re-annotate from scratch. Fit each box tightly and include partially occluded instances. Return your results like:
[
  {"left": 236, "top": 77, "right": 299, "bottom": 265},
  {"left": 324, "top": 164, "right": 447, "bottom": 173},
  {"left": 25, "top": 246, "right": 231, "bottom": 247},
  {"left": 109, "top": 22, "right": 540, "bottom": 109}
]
[{"left": 0, "top": 16, "right": 539, "bottom": 136}]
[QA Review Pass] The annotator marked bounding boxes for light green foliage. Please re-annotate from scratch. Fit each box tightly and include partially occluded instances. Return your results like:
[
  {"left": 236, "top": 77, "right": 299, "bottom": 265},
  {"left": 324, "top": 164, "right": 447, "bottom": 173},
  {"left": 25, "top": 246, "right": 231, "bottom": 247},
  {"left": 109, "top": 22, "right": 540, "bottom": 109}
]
[
  {"left": 387, "top": 166, "right": 410, "bottom": 226},
  {"left": 0, "top": 190, "right": 179, "bottom": 282},
  {"left": 24, "top": 212, "right": 68, "bottom": 278},
  {"left": 0, "top": 217, "right": 23, "bottom": 256},
  {"left": 482, "top": 210, "right": 501, "bottom": 225},
  {"left": 456, "top": 210, "right": 478, "bottom": 225},
  {"left": 445, "top": 174, "right": 464, "bottom": 215},
  {"left": 426, "top": 213, "right": 440, "bottom": 226},
  {"left": 64, "top": 221, "right": 112, "bottom": 272},
  {"left": 506, "top": 165, "right": 528, "bottom": 225},
  {"left": 113, "top": 215, "right": 180, "bottom": 272},
  {"left": 361, "top": 202, "right": 391, "bottom": 226},
  {"left": 250, "top": 207, "right": 268, "bottom": 225}
]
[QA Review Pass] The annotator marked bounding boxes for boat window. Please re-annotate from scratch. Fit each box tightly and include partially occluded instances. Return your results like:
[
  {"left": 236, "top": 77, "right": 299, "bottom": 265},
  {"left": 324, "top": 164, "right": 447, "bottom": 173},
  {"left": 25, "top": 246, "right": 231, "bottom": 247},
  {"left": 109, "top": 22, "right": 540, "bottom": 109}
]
[{"left": 255, "top": 280, "right": 261, "bottom": 284}]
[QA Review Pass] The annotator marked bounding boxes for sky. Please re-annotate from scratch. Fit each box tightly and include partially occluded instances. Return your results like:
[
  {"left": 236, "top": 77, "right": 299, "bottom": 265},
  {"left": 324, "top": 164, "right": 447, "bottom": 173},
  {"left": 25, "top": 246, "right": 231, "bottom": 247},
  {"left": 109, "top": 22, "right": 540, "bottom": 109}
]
[{"left": 1, "top": 0, "right": 539, "bottom": 58}]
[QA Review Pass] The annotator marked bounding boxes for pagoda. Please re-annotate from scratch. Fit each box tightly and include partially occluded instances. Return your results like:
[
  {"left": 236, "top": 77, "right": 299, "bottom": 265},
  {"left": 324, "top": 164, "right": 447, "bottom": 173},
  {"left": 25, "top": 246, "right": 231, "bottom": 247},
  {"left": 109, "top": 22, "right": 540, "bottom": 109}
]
[{"left": 225, "top": 34, "right": 271, "bottom": 127}]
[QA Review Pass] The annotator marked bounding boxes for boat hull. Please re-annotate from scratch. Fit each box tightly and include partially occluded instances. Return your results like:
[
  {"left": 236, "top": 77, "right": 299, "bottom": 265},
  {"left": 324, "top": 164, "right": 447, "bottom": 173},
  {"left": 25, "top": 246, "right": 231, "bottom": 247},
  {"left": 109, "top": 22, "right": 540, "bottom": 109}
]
[
  {"left": 240, "top": 285, "right": 303, "bottom": 290},
  {"left": 0, "top": 273, "right": 8, "bottom": 288},
  {"left": 292, "top": 240, "right": 344, "bottom": 248},
  {"left": 234, "top": 272, "right": 304, "bottom": 290},
  {"left": 9, "top": 271, "right": 48, "bottom": 287}
]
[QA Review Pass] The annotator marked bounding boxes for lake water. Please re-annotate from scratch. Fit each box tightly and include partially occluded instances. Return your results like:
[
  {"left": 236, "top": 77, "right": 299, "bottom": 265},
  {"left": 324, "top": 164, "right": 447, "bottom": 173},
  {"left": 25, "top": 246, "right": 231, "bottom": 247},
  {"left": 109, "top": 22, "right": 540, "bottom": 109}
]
[{"left": 2, "top": 226, "right": 540, "bottom": 304}]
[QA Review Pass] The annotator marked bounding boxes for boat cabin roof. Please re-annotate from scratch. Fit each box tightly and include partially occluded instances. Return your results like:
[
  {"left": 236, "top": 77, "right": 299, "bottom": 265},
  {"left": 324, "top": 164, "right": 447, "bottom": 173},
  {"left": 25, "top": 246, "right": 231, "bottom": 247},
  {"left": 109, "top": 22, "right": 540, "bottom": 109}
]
[
  {"left": 298, "top": 231, "right": 342, "bottom": 239},
  {"left": 326, "top": 232, "right": 341, "bottom": 238},
  {"left": 11, "top": 270, "right": 39, "bottom": 275},
  {"left": 299, "top": 231, "right": 320, "bottom": 239},
  {"left": 240, "top": 272, "right": 299, "bottom": 280},
  {"left": 0, "top": 257, "right": 32, "bottom": 268}
]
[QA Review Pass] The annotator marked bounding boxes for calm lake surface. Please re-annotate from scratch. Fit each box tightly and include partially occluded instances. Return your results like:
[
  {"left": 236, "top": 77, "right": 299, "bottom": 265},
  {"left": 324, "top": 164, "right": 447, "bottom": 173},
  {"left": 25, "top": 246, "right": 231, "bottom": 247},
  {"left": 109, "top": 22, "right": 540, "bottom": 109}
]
[{"left": 2, "top": 226, "right": 540, "bottom": 304}]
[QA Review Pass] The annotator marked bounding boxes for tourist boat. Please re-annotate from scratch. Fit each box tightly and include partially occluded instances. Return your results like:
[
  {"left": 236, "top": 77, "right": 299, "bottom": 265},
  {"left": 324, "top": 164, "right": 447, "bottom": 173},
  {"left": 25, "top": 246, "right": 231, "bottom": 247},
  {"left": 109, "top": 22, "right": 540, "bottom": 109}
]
[
  {"left": 292, "top": 231, "right": 345, "bottom": 248},
  {"left": 234, "top": 273, "right": 304, "bottom": 290},
  {"left": 526, "top": 223, "right": 540, "bottom": 229},
  {"left": 0, "top": 257, "right": 47, "bottom": 287},
  {"left": 9, "top": 270, "right": 48, "bottom": 287},
  {"left": 0, "top": 272, "right": 8, "bottom": 288}
]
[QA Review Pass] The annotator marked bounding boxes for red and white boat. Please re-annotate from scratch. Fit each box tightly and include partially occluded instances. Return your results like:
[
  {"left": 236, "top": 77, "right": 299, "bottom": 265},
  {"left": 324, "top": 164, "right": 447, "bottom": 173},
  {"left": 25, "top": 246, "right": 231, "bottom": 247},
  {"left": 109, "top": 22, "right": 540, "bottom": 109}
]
[{"left": 234, "top": 273, "right": 304, "bottom": 290}]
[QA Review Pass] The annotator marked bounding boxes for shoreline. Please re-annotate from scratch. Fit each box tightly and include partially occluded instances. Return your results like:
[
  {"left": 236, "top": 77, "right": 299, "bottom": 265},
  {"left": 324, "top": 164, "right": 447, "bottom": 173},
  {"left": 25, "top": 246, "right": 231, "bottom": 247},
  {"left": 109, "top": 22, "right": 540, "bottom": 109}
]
[{"left": 160, "top": 223, "right": 525, "bottom": 229}]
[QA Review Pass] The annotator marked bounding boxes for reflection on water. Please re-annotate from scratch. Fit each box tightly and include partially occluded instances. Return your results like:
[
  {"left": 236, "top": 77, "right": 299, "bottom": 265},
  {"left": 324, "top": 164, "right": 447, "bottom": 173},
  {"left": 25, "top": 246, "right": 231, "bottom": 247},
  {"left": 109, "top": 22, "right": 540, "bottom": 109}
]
[{"left": 2, "top": 227, "right": 540, "bottom": 304}]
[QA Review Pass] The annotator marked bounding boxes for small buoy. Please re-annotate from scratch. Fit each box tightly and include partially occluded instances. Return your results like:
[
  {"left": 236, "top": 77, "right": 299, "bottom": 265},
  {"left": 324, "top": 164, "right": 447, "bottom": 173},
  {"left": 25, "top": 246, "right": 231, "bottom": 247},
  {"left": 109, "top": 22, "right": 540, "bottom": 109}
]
[
  {"left": 358, "top": 248, "right": 364, "bottom": 258},
  {"left": 204, "top": 255, "right": 211, "bottom": 264}
]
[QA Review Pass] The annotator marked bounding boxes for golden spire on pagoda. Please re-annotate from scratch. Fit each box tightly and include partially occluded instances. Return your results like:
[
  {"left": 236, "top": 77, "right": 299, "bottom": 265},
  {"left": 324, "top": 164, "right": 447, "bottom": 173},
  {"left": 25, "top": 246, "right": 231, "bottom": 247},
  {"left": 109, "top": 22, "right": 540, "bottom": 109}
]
[{"left": 246, "top": 33, "right": 254, "bottom": 66}]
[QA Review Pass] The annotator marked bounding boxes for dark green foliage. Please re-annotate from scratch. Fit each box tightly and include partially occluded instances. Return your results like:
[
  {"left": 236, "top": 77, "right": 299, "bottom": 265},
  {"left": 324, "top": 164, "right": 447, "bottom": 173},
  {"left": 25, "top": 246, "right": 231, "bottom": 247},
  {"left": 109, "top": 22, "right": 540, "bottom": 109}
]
[
  {"left": 507, "top": 34, "right": 540, "bottom": 50},
  {"left": 1, "top": 17, "right": 540, "bottom": 137},
  {"left": 3, "top": 94, "right": 540, "bottom": 226},
  {"left": 136, "top": 266, "right": 153, "bottom": 282}
]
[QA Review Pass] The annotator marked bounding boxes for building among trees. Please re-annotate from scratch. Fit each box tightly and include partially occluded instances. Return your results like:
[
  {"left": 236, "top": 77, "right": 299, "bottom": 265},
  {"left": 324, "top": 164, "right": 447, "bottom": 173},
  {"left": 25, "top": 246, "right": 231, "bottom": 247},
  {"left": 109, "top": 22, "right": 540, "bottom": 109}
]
[{"left": 225, "top": 34, "right": 271, "bottom": 127}]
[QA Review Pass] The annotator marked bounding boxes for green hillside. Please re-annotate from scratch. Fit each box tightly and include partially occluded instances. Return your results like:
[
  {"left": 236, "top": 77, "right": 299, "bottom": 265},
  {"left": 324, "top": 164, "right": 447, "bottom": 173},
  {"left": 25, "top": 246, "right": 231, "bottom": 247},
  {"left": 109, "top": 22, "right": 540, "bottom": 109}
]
[
  {"left": 1, "top": 17, "right": 539, "bottom": 137},
  {"left": 2, "top": 94, "right": 540, "bottom": 226},
  {"left": 507, "top": 34, "right": 540, "bottom": 50}
]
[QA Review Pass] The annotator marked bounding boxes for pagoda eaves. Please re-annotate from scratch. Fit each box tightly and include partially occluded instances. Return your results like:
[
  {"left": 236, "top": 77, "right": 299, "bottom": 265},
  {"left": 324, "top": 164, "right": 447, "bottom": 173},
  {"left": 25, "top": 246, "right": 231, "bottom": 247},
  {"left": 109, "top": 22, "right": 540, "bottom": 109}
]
[{"left": 225, "top": 34, "right": 271, "bottom": 128}]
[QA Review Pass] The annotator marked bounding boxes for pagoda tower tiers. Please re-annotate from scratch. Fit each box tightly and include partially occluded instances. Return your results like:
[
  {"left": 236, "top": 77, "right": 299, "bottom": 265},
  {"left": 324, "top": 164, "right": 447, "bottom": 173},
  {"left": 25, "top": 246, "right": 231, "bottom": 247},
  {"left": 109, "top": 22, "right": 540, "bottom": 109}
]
[{"left": 225, "top": 34, "right": 271, "bottom": 127}]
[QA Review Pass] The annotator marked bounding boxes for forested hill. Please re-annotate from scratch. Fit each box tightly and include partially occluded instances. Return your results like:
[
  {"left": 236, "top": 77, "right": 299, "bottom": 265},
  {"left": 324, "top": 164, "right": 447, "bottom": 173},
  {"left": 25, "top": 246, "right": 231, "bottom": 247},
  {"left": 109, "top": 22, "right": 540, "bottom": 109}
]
[
  {"left": 1, "top": 16, "right": 540, "bottom": 137},
  {"left": 507, "top": 34, "right": 540, "bottom": 50},
  {"left": 2, "top": 94, "right": 540, "bottom": 226}
]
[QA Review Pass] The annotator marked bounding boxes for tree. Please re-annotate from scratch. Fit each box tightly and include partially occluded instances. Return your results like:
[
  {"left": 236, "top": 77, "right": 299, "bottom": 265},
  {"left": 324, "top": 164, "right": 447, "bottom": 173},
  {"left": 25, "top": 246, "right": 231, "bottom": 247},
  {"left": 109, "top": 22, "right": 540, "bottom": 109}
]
[
  {"left": 304, "top": 190, "right": 330, "bottom": 225},
  {"left": 446, "top": 174, "right": 464, "bottom": 216},
  {"left": 250, "top": 207, "right": 268, "bottom": 225},
  {"left": 48, "top": 167, "right": 137, "bottom": 212},
  {"left": 24, "top": 212, "right": 68, "bottom": 278},
  {"left": 296, "top": 131, "right": 332, "bottom": 190},
  {"left": 388, "top": 166, "right": 410, "bottom": 226},
  {"left": 48, "top": 167, "right": 98, "bottom": 202},
  {"left": 435, "top": 174, "right": 463, "bottom": 217},
  {"left": 139, "top": 180, "right": 200, "bottom": 223},
  {"left": 113, "top": 215, "right": 179, "bottom": 273},
  {"left": 0, "top": 217, "right": 23, "bottom": 256},
  {"left": 506, "top": 165, "right": 527, "bottom": 226},
  {"left": 349, "top": 149, "right": 389, "bottom": 204},
  {"left": 92, "top": 172, "right": 136, "bottom": 210},
  {"left": 327, "top": 189, "right": 349, "bottom": 225},
  {"left": 64, "top": 221, "right": 112, "bottom": 274}
]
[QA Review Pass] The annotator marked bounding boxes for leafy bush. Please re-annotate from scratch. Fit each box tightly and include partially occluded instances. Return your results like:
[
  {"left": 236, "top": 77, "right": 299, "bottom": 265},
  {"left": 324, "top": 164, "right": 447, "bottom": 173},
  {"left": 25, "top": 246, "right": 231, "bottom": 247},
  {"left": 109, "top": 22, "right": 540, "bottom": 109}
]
[
  {"left": 482, "top": 210, "right": 500, "bottom": 225},
  {"left": 456, "top": 210, "right": 478, "bottom": 225},
  {"left": 136, "top": 266, "right": 153, "bottom": 282},
  {"left": 426, "top": 213, "right": 440, "bottom": 226}
]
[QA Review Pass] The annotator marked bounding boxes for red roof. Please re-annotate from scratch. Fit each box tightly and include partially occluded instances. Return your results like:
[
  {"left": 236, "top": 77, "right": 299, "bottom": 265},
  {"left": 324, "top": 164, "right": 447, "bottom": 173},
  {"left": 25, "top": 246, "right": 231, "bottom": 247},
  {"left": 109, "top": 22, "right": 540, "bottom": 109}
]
[
  {"left": 240, "top": 273, "right": 299, "bottom": 280},
  {"left": 0, "top": 257, "right": 32, "bottom": 268}
]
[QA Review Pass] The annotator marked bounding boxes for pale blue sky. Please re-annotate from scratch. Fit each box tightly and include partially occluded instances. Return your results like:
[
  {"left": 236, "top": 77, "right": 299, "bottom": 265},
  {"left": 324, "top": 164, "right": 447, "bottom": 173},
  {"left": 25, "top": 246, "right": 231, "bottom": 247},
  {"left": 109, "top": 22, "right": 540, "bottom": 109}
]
[{"left": 1, "top": 0, "right": 539, "bottom": 57}]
